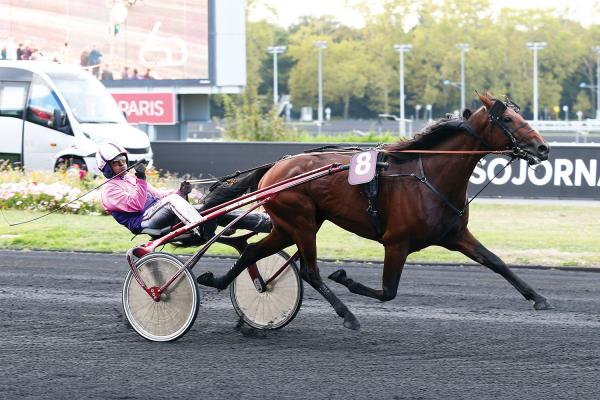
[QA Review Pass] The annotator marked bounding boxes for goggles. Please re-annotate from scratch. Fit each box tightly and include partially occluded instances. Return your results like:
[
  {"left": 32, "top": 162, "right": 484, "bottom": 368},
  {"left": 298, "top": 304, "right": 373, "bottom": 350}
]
[{"left": 110, "top": 155, "right": 127, "bottom": 166}]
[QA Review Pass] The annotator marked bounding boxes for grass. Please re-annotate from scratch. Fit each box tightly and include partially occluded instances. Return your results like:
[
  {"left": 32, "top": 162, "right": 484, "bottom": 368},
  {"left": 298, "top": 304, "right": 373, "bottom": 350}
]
[{"left": 0, "top": 202, "right": 598, "bottom": 267}]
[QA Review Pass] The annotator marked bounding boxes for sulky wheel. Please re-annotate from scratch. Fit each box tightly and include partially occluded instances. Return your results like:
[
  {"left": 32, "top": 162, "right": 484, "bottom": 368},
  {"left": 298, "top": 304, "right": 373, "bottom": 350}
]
[
  {"left": 230, "top": 251, "right": 303, "bottom": 330},
  {"left": 122, "top": 253, "right": 199, "bottom": 342}
]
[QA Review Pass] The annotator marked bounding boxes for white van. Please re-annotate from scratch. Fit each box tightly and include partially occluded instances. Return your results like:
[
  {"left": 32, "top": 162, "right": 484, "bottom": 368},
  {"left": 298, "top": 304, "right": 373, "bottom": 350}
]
[{"left": 0, "top": 61, "right": 153, "bottom": 174}]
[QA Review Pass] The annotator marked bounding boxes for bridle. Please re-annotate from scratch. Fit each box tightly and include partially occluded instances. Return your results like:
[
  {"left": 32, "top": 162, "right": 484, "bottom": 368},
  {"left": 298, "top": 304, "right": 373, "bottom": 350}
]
[
  {"left": 379, "top": 97, "right": 540, "bottom": 218},
  {"left": 485, "top": 98, "right": 540, "bottom": 164},
  {"left": 380, "top": 97, "right": 538, "bottom": 161}
]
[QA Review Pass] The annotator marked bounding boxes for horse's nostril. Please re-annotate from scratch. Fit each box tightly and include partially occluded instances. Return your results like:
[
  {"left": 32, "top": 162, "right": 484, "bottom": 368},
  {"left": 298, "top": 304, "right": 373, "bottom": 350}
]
[{"left": 538, "top": 144, "right": 549, "bottom": 154}]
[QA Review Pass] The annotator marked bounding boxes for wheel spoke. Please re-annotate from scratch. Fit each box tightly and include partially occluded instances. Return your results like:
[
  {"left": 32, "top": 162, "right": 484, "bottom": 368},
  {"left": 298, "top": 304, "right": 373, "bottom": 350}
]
[
  {"left": 123, "top": 253, "right": 198, "bottom": 341},
  {"left": 230, "top": 252, "right": 302, "bottom": 330}
]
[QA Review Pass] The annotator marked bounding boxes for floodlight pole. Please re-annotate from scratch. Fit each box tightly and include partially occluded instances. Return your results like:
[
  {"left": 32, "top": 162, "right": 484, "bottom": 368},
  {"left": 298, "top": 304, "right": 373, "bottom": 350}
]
[
  {"left": 456, "top": 44, "right": 469, "bottom": 111},
  {"left": 527, "top": 42, "right": 547, "bottom": 121},
  {"left": 314, "top": 41, "right": 327, "bottom": 128},
  {"left": 594, "top": 46, "right": 600, "bottom": 119},
  {"left": 394, "top": 44, "right": 412, "bottom": 137},
  {"left": 267, "top": 46, "right": 286, "bottom": 106}
]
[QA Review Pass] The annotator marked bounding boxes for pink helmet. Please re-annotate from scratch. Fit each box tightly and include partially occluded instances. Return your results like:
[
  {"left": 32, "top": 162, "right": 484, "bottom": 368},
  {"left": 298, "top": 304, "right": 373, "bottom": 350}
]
[{"left": 96, "top": 142, "right": 128, "bottom": 178}]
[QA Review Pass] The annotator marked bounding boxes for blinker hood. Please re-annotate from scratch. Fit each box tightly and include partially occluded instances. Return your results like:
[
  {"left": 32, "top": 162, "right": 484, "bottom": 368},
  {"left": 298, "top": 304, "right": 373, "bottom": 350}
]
[
  {"left": 489, "top": 100, "right": 507, "bottom": 120},
  {"left": 488, "top": 101, "right": 507, "bottom": 120}
]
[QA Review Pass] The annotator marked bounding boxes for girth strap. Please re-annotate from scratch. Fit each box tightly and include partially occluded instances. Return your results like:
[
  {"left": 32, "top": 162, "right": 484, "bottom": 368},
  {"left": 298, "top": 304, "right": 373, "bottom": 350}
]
[{"left": 362, "top": 152, "right": 387, "bottom": 239}]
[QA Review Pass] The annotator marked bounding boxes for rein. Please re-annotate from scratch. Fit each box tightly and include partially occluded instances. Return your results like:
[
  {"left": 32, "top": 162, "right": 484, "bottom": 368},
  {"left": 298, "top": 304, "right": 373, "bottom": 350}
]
[
  {"left": 381, "top": 149, "right": 513, "bottom": 155},
  {"left": 186, "top": 161, "right": 277, "bottom": 191},
  {"left": 379, "top": 100, "right": 527, "bottom": 216},
  {"left": 0, "top": 160, "right": 144, "bottom": 226}
]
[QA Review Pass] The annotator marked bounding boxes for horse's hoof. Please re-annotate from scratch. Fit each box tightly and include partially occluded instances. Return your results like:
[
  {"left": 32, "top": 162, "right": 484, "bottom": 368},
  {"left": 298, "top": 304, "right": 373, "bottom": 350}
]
[
  {"left": 534, "top": 299, "right": 553, "bottom": 310},
  {"left": 197, "top": 272, "right": 215, "bottom": 287},
  {"left": 343, "top": 316, "right": 361, "bottom": 331},
  {"left": 328, "top": 269, "right": 347, "bottom": 284}
]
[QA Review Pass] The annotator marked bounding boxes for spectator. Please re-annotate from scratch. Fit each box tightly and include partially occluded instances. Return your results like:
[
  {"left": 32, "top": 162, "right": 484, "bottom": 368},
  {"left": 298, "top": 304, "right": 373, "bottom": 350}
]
[
  {"left": 142, "top": 68, "right": 154, "bottom": 80},
  {"left": 60, "top": 42, "right": 70, "bottom": 64},
  {"left": 121, "top": 66, "right": 130, "bottom": 80},
  {"left": 0, "top": 42, "right": 6, "bottom": 60},
  {"left": 16, "top": 42, "right": 24, "bottom": 60},
  {"left": 80, "top": 47, "right": 90, "bottom": 68},
  {"left": 88, "top": 45, "right": 102, "bottom": 78},
  {"left": 131, "top": 68, "right": 140, "bottom": 80},
  {"left": 21, "top": 41, "right": 32, "bottom": 60},
  {"left": 101, "top": 64, "right": 114, "bottom": 81}
]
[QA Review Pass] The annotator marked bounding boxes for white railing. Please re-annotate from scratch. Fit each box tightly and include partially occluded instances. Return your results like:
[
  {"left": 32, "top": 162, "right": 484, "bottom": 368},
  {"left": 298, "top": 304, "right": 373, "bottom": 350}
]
[
  {"left": 528, "top": 120, "right": 600, "bottom": 132},
  {"left": 377, "top": 114, "right": 414, "bottom": 138}
]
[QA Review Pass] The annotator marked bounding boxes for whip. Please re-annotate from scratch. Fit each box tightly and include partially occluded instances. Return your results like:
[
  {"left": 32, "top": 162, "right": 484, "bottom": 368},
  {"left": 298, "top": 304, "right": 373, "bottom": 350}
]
[{"left": 0, "top": 160, "right": 146, "bottom": 227}]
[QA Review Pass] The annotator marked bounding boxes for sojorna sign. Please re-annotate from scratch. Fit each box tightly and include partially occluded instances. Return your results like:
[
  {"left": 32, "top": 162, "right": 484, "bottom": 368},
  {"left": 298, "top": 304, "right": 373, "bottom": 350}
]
[{"left": 468, "top": 144, "right": 600, "bottom": 199}]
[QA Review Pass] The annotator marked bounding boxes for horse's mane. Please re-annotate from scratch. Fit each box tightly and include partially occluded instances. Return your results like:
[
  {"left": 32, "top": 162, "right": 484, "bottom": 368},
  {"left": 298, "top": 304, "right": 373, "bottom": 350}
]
[
  {"left": 381, "top": 94, "right": 520, "bottom": 153},
  {"left": 382, "top": 114, "right": 471, "bottom": 152}
]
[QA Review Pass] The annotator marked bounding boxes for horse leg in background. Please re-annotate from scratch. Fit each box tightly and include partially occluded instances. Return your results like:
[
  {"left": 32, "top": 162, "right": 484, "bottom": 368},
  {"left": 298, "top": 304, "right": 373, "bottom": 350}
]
[
  {"left": 296, "top": 231, "right": 361, "bottom": 330},
  {"left": 196, "top": 227, "right": 293, "bottom": 290},
  {"left": 267, "top": 206, "right": 360, "bottom": 330},
  {"left": 444, "top": 229, "right": 551, "bottom": 310},
  {"left": 328, "top": 242, "right": 408, "bottom": 302}
]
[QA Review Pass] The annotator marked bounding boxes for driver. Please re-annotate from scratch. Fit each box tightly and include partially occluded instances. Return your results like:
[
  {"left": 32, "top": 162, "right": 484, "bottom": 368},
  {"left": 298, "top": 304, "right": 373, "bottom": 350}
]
[{"left": 96, "top": 142, "right": 201, "bottom": 235}]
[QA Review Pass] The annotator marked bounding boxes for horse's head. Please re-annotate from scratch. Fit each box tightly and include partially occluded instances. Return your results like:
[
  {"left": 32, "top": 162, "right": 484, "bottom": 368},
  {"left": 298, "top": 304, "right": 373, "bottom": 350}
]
[{"left": 467, "top": 93, "right": 550, "bottom": 164}]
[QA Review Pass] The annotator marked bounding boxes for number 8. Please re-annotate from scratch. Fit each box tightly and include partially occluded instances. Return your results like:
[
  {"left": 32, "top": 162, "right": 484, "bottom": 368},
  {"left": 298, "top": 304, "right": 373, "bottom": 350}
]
[{"left": 354, "top": 152, "right": 372, "bottom": 175}]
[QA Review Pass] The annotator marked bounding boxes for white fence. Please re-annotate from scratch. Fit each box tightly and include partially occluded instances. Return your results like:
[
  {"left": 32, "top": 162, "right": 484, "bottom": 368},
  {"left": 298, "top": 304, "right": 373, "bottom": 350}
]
[{"left": 529, "top": 120, "right": 600, "bottom": 132}]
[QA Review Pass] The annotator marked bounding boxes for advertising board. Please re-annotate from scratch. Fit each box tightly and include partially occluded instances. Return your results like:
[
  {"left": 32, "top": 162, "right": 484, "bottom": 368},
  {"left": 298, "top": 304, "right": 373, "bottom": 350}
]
[
  {"left": 111, "top": 92, "right": 176, "bottom": 125},
  {"left": 468, "top": 145, "right": 600, "bottom": 199}
]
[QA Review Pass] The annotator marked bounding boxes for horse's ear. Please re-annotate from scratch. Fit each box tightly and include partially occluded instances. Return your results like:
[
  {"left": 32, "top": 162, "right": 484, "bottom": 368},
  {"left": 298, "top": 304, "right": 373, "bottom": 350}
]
[
  {"left": 477, "top": 92, "right": 493, "bottom": 108},
  {"left": 462, "top": 108, "right": 472, "bottom": 119}
]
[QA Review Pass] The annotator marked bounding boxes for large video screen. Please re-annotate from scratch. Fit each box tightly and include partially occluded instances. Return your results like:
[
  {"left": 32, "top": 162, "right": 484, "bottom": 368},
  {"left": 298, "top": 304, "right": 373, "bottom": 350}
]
[{"left": 0, "top": 0, "right": 209, "bottom": 82}]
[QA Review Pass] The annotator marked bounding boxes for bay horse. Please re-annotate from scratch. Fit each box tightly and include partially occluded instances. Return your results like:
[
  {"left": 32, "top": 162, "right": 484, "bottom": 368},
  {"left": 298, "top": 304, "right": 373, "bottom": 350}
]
[{"left": 198, "top": 93, "right": 551, "bottom": 330}]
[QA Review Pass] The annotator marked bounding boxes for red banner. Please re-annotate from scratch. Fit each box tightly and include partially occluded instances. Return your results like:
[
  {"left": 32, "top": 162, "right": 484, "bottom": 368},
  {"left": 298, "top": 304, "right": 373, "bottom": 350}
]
[{"left": 111, "top": 93, "right": 176, "bottom": 125}]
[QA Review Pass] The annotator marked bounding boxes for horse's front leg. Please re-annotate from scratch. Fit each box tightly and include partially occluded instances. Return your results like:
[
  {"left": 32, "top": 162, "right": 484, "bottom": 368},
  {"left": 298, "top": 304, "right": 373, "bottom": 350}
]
[
  {"left": 328, "top": 242, "right": 408, "bottom": 302},
  {"left": 443, "top": 229, "right": 551, "bottom": 310}
]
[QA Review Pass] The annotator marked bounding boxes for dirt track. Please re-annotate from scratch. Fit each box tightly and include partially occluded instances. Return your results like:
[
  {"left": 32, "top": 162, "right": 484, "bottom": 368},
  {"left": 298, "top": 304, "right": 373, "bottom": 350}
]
[{"left": 0, "top": 250, "right": 599, "bottom": 399}]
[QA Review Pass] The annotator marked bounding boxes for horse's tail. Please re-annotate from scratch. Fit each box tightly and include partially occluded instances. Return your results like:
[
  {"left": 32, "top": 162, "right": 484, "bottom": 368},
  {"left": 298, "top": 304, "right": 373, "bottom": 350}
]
[{"left": 200, "top": 164, "right": 273, "bottom": 210}]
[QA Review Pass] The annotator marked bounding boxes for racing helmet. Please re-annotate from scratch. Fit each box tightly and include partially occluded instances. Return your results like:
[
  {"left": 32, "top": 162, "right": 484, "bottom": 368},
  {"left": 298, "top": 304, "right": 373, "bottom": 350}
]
[{"left": 96, "top": 142, "right": 128, "bottom": 178}]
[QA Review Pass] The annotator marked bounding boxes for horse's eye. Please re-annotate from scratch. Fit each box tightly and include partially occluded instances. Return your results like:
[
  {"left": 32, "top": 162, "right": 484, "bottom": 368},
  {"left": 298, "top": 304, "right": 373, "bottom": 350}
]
[{"left": 502, "top": 116, "right": 512, "bottom": 123}]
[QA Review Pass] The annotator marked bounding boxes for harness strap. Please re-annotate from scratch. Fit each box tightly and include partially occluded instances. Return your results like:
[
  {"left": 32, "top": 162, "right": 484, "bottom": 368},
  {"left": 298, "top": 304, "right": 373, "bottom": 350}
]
[
  {"left": 415, "top": 157, "right": 464, "bottom": 216},
  {"left": 383, "top": 155, "right": 516, "bottom": 217},
  {"left": 362, "top": 152, "right": 386, "bottom": 239}
]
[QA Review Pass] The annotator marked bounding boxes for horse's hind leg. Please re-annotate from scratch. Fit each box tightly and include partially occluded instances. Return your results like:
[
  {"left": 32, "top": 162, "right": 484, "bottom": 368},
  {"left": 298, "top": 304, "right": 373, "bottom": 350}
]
[
  {"left": 444, "top": 229, "right": 551, "bottom": 310},
  {"left": 197, "top": 227, "right": 293, "bottom": 290},
  {"left": 328, "top": 242, "right": 408, "bottom": 301}
]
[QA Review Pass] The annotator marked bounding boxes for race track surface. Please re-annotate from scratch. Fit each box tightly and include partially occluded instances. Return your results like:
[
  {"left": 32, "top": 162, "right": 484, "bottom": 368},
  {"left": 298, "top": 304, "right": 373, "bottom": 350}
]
[{"left": 0, "top": 250, "right": 599, "bottom": 399}]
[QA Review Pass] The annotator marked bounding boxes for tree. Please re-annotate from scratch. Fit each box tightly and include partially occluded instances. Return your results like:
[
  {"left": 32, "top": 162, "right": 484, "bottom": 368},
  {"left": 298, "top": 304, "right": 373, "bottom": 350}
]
[
  {"left": 325, "top": 40, "right": 371, "bottom": 118},
  {"left": 287, "top": 23, "right": 371, "bottom": 119},
  {"left": 239, "top": 0, "right": 600, "bottom": 122},
  {"left": 573, "top": 91, "right": 593, "bottom": 118},
  {"left": 355, "top": 0, "right": 415, "bottom": 114},
  {"left": 408, "top": 0, "right": 497, "bottom": 112},
  {"left": 246, "top": 20, "right": 284, "bottom": 99},
  {"left": 221, "top": 95, "right": 297, "bottom": 141}
]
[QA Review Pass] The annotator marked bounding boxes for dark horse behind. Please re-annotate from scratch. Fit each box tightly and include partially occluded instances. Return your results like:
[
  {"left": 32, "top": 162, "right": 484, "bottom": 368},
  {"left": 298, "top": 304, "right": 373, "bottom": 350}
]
[{"left": 198, "top": 93, "right": 552, "bottom": 330}]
